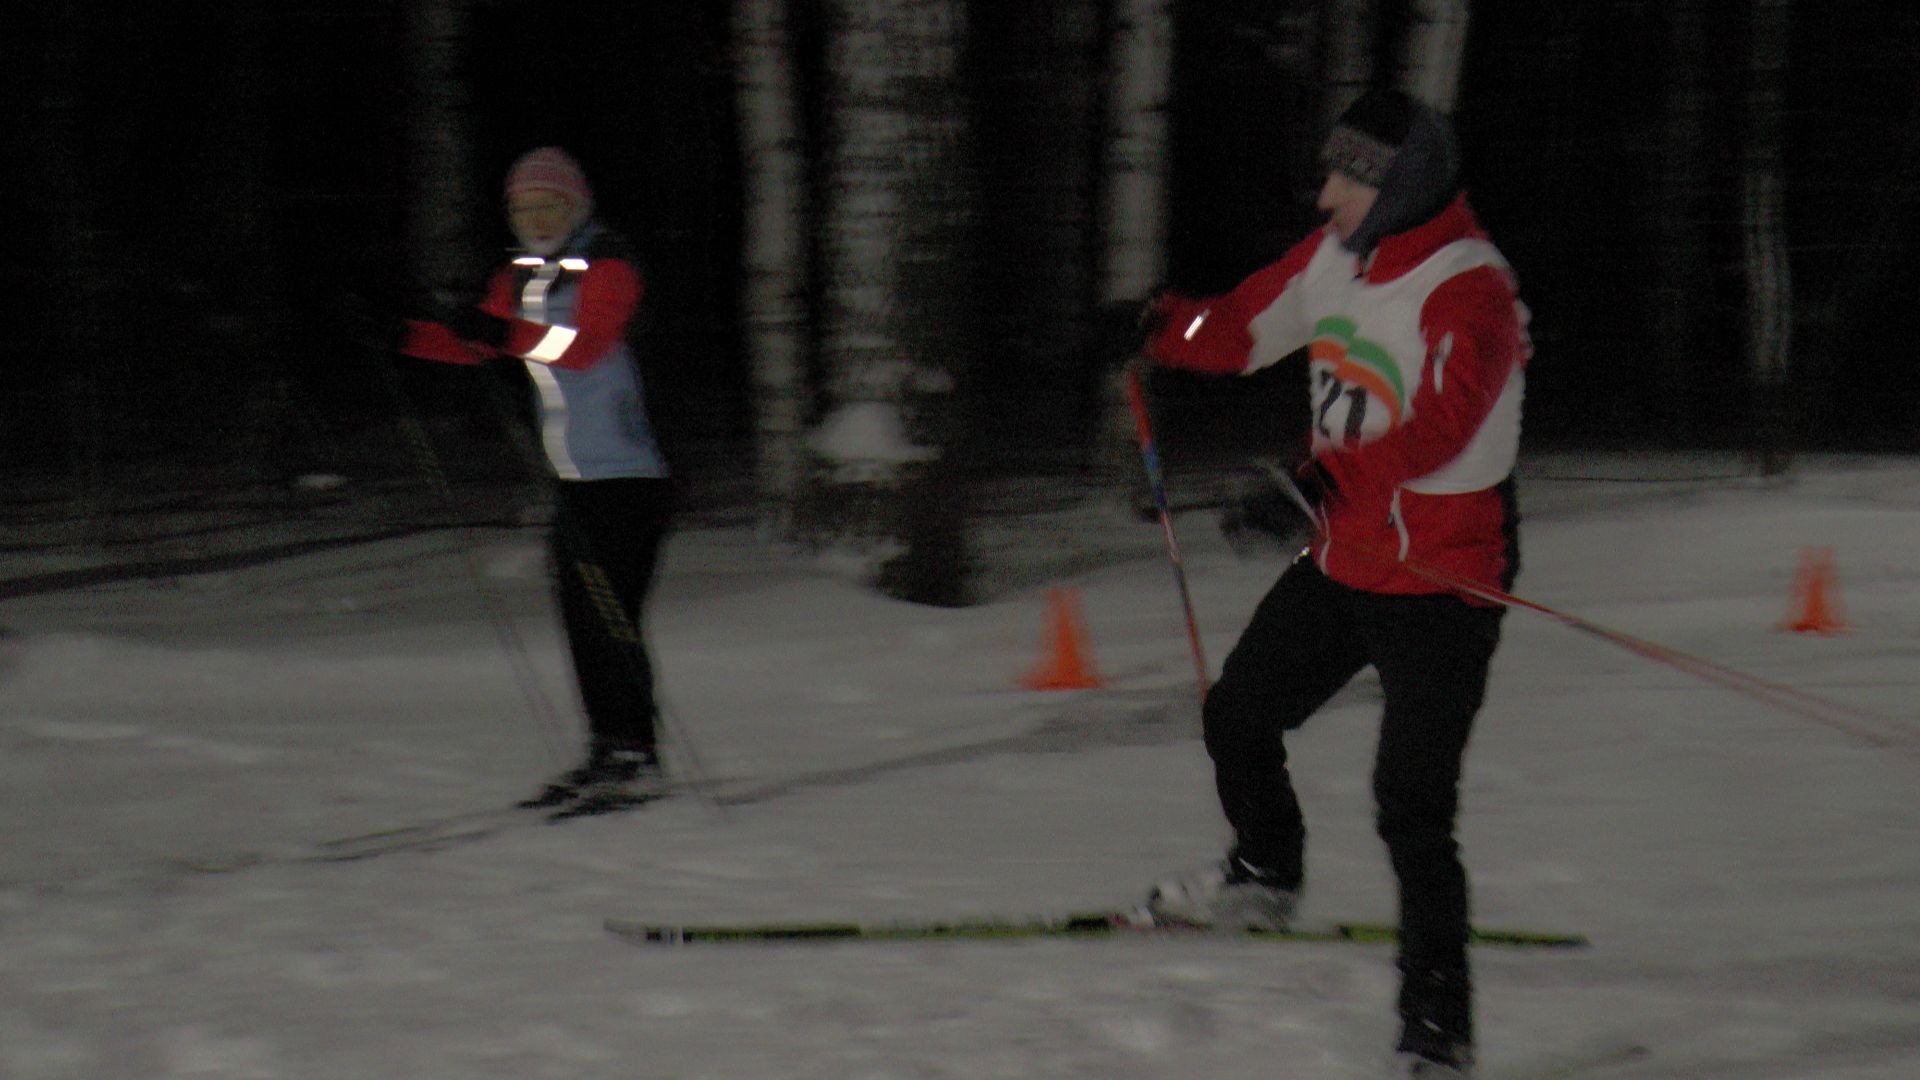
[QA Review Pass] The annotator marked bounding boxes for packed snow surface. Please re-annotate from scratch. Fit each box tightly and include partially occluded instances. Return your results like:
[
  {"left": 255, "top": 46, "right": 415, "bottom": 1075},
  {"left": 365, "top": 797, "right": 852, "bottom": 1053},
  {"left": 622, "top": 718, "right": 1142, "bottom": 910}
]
[{"left": 3, "top": 453, "right": 1917, "bottom": 1078}]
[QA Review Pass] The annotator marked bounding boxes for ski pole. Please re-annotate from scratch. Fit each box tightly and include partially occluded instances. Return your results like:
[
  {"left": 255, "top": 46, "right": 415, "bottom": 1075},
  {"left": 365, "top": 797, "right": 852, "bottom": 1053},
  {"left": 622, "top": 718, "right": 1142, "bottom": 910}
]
[
  {"left": 1125, "top": 366, "right": 1210, "bottom": 705},
  {"left": 1263, "top": 469, "right": 1919, "bottom": 756},
  {"left": 355, "top": 299, "right": 572, "bottom": 769},
  {"left": 1399, "top": 553, "right": 1917, "bottom": 755}
]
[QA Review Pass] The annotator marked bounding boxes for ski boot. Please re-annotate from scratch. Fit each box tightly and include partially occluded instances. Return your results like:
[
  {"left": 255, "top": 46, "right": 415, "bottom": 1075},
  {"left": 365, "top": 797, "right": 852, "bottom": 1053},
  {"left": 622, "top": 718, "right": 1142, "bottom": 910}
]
[
  {"left": 519, "top": 749, "right": 664, "bottom": 811},
  {"left": 551, "top": 749, "right": 667, "bottom": 818},
  {"left": 1143, "top": 851, "right": 1298, "bottom": 930},
  {"left": 1395, "top": 963, "right": 1474, "bottom": 1078}
]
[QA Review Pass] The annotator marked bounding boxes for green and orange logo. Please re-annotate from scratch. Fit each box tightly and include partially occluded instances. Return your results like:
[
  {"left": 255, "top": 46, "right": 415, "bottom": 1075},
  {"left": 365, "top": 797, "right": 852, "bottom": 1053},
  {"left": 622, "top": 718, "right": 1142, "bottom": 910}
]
[{"left": 1309, "top": 316, "right": 1407, "bottom": 445}]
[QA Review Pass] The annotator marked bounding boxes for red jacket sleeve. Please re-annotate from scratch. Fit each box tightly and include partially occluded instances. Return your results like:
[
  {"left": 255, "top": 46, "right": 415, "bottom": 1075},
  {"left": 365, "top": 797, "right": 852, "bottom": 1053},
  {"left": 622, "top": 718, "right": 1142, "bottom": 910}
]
[
  {"left": 1318, "top": 265, "right": 1525, "bottom": 499},
  {"left": 1145, "top": 231, "right": 1326, "bottom": 375},
  {"left": 399, "top": 319, "right": 486, "bottom": 365}
]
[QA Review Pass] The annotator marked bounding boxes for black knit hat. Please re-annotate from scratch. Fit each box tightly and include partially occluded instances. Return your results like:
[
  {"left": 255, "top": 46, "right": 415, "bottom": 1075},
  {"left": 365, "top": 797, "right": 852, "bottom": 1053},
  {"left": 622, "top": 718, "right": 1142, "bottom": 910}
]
[{"left": 1322, "top": 88, "right": 1461, "bottom": 255}]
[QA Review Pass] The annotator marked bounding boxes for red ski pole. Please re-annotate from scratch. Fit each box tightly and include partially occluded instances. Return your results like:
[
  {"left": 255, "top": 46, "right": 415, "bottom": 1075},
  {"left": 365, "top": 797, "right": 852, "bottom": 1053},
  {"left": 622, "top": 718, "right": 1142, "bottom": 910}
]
[{"left": 1125, "top": 367, "right": 1210, "bottom": 705}]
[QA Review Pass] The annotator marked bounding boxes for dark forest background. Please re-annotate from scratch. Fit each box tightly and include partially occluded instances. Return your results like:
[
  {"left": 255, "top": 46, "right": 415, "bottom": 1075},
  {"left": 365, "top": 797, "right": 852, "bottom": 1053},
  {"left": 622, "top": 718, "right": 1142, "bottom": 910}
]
[{"left": 5, "top": 1, "right": 1917, "bottom": 522}]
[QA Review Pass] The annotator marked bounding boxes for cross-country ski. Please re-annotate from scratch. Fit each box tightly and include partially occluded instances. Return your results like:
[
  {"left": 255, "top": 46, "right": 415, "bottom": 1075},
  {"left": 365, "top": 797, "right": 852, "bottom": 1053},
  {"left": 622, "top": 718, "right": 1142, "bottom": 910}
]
[{"left": 606, "top": 910, "right": 1590, "bottom": 949}]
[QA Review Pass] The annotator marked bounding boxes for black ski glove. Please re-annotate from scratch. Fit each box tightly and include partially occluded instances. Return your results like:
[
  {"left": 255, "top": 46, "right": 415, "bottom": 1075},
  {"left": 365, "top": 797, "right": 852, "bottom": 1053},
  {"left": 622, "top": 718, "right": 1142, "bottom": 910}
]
[
  {"left": 1094, "top": 285, "right": 1176, "bottom": 366},
  {"left": 436, "top": 301, "right": 513, "bottom": 350}
]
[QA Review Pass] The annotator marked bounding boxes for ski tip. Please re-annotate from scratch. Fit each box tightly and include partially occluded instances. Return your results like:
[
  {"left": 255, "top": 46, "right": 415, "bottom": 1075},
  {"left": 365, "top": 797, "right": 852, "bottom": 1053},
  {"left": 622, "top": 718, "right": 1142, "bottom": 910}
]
[{"left": 604, "top": 918, "right": 667, "bottom": 943}]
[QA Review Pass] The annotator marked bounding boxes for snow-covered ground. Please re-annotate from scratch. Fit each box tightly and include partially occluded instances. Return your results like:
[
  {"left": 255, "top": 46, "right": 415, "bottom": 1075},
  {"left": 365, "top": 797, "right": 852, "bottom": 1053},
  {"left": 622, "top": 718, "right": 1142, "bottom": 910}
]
[{"left": 2, "top": 453, "right": 1917, "bottom": 1079}]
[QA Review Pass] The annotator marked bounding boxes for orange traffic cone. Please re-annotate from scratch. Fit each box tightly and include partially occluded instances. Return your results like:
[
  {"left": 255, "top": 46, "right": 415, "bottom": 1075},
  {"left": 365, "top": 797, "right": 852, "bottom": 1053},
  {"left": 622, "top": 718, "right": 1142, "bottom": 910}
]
[
  {"left": 1779, "top": 546, "right": 1850, "bottom": 635},
  {"left": 1022, "top": 587, "right": 1106, "bottom": 690}
]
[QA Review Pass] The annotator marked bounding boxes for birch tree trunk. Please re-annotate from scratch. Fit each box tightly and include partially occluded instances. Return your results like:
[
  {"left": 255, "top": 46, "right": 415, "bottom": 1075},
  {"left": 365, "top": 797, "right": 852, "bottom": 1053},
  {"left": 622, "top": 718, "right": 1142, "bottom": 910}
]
[
  {"left": 734, "top": 0, "right": 810, "bottom": 535},
  {"left": 808, "top": 0, "right": 972, "bottom": 602},
  {"left": 1743, "top": 0, "right": 1793, "bottom": 476},
  {"left": 402, "top": 0, "right": 486, "bottom": 308},
  {"left": 1096, "top": 0, "right": 1174, "bottom": 499},
  {"left": 1100, "top": 0, "right": 1174, "bottom": 312},
  {"left": 879, "top": 36, "right": 975, "bottom": 606},
  {"left": 1400, "top": 0, "right": 1469, "bottom": 111}
]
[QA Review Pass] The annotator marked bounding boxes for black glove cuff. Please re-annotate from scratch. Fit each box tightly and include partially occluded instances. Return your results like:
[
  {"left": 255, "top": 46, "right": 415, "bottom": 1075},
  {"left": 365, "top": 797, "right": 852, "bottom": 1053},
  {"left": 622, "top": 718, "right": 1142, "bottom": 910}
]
[{"left": 442, "top": 305, "right": 513, "bottom": 349}]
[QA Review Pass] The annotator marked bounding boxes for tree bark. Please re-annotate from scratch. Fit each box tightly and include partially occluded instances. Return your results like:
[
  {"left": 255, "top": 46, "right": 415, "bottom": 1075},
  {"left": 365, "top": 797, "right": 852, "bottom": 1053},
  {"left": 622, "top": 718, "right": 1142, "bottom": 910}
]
[
  {"left": 1096, "top": 0, "right": 1175, "bottom": 501},
  {"left": 1400, "top": 0, "right": 1469, "bottom": 111},
  {"left": 734, "top": 0, "right": 811, "bottom": 535},
  {"left": 809, "top": 0, "right": 973, "bottom": 603},
  {"left": 402, "top": 0, "right": 487, "bottom": 307},
  {"left": 1100, "top": 0, "right": 1175, "bottom": 310}
]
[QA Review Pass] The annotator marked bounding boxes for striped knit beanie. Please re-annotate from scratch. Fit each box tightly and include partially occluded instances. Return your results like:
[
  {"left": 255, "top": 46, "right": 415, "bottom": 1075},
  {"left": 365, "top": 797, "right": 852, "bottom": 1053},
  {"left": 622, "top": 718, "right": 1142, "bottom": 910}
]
[
  {"left": 505, "top": 146, "right": 593, "bottom": 210},
  {"left": 1322, "top": 92, "right": 1411, "bottom": 188}
]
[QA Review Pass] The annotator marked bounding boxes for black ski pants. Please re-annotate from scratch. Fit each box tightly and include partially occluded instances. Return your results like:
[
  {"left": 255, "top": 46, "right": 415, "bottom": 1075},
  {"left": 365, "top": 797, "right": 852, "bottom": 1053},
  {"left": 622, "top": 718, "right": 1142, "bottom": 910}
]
[
  {"left": 1202, "top": 557, "right": 1505, "bottom": 986},
  {"left": 550, "top": 477, "right": 676, "bottom": 759}
]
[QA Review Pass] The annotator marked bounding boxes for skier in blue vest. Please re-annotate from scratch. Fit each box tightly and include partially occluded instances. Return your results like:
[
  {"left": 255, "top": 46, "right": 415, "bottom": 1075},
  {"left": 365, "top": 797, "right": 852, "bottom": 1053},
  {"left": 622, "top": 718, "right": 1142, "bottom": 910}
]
[{"left": 402, "top": 147, "right": 674, "bottom": 813}]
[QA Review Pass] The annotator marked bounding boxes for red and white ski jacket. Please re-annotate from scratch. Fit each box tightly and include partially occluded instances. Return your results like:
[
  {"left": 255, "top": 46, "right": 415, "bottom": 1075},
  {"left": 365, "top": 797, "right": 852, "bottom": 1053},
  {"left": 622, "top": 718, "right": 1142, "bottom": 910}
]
[{"left": 1147, "top": 195, "right": 1529, "bottom": 600}]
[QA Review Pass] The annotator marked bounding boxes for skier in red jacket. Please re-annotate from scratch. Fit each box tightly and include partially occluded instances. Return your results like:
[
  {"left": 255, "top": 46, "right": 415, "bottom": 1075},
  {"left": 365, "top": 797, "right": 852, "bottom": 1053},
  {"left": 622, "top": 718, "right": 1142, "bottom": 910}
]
[{"left": 1139, "top": 88, "right": 1530, "bottom": 1079}]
